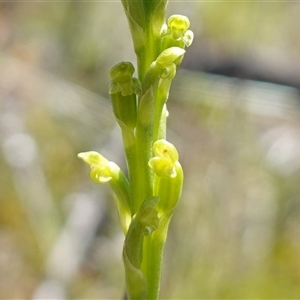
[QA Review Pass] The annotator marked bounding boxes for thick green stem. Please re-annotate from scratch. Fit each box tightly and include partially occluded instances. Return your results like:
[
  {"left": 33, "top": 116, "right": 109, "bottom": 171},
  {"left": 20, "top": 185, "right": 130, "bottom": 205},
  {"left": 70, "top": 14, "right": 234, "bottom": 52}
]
[
  {"left": 131, "top": 87, "right": 155, "bottom": 214},
  {"left": 123, "top": 197, "right": 160, "bottom": 300},
  {"left": 141, "top": 212, "right": 172, "bottom": 300}
]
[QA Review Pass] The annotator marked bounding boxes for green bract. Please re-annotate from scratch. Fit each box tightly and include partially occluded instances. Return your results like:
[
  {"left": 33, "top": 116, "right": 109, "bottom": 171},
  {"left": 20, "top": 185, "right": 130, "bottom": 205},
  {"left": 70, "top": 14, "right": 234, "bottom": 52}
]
[{"left": 78, "top": 1, "right": 193, "bottom": 299}]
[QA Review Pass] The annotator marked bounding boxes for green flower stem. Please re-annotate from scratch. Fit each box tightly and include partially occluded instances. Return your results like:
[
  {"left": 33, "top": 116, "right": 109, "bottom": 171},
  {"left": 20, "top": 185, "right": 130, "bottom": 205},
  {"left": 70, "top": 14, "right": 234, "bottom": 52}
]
[
  {"left": 137, "top": 1, "right": 168, "bottom": 81},
  {"left": 141, "top": 212, "right": 172, "bottom": 300},
  {"left": 139, "top": 25, "right": 159, "bottom": 81},
  {"left": 142, "top": 140, "right": 183, "bottom": 299},
  {"left": 132, "top": 87, "right": 155, "bottom": 215},
  {"left": 108, "top": 170, "right": 132, "bottom": 232},
  {"left": 117, "top": 122, "right": 137, "bottom": 217}
]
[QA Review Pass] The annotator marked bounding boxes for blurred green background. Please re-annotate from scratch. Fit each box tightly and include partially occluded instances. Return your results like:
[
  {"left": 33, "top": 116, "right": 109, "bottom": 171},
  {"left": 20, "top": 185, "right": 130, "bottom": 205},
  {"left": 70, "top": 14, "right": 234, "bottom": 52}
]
[{"left": 1, "top": 1, "right": 300, "bottom": 299}]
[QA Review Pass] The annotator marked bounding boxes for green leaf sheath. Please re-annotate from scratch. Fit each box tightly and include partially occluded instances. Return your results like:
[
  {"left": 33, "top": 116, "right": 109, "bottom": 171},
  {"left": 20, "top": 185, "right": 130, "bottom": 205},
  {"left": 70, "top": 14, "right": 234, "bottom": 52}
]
[{"left": 123, "top": 197, "right": 160, "bottom": 300}]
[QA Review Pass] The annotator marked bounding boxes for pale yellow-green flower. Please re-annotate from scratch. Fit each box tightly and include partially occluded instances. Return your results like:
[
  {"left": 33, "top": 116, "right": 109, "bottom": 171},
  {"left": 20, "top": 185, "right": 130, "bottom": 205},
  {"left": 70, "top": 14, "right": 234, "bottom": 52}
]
[
  {"left": 148, "top": 139, "right": 179, "bottom": 178},
  {"left": 161, "top": 14, "right": 194, "bottom": 48},
  {"left": 78, "top": 151, "right": 119, "bottom": 183}
]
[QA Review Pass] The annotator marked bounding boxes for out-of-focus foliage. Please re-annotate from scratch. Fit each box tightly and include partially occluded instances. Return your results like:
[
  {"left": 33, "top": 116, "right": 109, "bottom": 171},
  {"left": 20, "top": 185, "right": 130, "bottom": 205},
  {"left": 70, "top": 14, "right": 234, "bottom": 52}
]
[{"left": 0, "top": 1, "right": 300, "bottom": 299}]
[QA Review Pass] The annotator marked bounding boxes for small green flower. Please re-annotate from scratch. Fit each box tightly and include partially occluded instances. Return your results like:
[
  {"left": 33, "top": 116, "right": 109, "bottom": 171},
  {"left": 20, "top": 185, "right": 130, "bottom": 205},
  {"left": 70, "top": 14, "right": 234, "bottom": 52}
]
[
  {"left": 148, "top": 139, "right": 179, "bottom": 178},
  {"left": 78, "top": 151, "right": 131, "bottom": 232},
  {"left": 109, "top": 62, "right": 142, "bottom": 96},
  {"left": 78, "top": 151, "right": 119, "bottom": 183},
  {"left": 109, "top": 62, "right": 142, "bottom": 130},
  {"left": 168, "top": 14, "right": 190, "bottom": 40},
  {"left": 149, "top": 140, "right": 183, "bottom": 215},
  {"left": 161, "top": 14, "right": 194, "bottom": 48}
]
